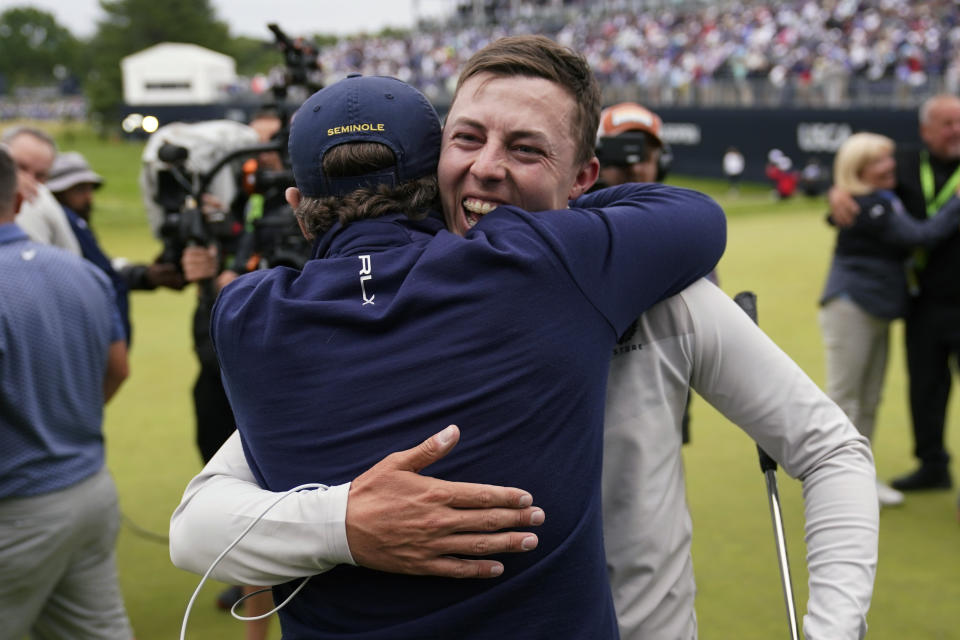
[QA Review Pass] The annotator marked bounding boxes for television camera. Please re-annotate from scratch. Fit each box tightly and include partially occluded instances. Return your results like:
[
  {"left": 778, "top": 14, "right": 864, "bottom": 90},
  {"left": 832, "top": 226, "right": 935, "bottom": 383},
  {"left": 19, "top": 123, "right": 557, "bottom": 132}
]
[{"left": 145, "top": 23, "right": 321, "bottom": 277}]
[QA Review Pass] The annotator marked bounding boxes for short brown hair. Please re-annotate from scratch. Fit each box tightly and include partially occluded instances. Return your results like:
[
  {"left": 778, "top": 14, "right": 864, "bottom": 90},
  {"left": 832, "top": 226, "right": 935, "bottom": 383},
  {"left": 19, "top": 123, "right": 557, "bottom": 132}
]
[
  {"left": 455, "top": 35, "right": 601, "bottom": 165},
  {"left": 294, "top": 142, "right": 440, "bottom": 238}
]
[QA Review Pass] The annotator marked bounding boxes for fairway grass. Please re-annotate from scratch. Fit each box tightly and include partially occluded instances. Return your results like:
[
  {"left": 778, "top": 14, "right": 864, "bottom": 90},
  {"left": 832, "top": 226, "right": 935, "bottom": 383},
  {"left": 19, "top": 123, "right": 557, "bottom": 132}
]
[{"left": 54, "top": 130, "right": 960, "bottom": 639}]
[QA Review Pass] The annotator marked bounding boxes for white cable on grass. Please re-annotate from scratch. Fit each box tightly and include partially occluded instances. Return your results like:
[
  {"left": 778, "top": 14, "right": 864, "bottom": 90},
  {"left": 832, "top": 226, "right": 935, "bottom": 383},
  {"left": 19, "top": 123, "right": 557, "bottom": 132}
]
[{"left": 180, "top": 482, "right": 329, "bottom": 639}]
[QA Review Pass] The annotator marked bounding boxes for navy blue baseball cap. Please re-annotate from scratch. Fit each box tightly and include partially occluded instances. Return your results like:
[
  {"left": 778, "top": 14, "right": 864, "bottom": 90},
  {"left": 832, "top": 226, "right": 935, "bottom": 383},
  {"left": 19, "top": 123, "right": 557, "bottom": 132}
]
[{"left": 288, "top": 74, "right": 442, "bottom": 197}]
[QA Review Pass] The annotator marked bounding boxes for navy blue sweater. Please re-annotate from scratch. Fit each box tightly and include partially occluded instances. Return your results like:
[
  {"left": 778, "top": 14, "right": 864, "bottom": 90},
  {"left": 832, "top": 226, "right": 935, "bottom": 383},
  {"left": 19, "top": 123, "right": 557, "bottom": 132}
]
[{"left": 211, "top": 183, "right": 726, "bottom": 639}]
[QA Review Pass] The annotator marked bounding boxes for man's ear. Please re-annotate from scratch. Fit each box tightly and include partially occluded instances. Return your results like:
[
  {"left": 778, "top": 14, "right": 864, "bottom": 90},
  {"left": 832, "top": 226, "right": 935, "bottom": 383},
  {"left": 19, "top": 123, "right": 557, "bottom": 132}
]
[
  {"left": 286, "top": 187, "right": 313, "bottom": 240},
  {"left": 568, "top": 156, "right": 601, "bottom": 200},
  {"left": 285, "top": 186, "right": 301, "bottom": 209}
]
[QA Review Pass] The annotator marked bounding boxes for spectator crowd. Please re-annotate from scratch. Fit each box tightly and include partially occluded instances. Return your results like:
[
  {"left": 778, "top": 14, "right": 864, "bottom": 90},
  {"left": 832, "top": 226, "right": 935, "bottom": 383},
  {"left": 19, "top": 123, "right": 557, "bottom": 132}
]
[
  {"left": 310, "top": 0, "right": 960, "bottom": 108},
  {"left": 8, "top": 1, "right": 960, "bottom": 122}
]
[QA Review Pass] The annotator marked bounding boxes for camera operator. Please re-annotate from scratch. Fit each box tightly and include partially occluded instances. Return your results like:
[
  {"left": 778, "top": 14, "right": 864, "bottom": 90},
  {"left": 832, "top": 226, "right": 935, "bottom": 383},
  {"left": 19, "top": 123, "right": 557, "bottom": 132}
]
[
  {"left": 173, "top": 26, "right": 316, "bottom": 631},
  {"left": 233, "top": 108, "right": 310, "bottom": 274},
  {"left": 595, "top": 102, "right": 672, "bottom": 187},
  {"left": 595, "top": 101, "right": 710, "bottom": 444},
  {"left": 180, "top": 200, "right": 244, "bottom": 464},
  {"left": 178, "top": 108, "right": 305, "bottom": 633}
]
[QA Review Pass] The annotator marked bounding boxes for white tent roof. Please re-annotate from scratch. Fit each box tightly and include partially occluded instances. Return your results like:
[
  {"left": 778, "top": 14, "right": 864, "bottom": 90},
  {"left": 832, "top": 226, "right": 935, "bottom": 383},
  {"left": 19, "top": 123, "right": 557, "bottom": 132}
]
[{"left": 122, "top": 43, "right": 237, "bottom": 105}]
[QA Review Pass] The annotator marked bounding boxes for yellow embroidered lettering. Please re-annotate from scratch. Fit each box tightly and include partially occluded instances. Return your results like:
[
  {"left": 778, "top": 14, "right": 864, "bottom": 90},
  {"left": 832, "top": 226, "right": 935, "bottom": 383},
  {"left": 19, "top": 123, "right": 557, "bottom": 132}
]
[{"left": 328, "top": 123, "right": 386, "bottom": 136}]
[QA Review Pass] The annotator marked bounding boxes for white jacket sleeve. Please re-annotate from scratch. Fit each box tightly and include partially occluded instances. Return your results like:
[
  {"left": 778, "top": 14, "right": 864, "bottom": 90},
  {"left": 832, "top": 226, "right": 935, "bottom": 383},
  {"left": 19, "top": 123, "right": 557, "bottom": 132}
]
[
  {"left": 685, "top": 280, "right": 878, "bottom": 640},
  {"left": 169, "top": 430, "right": 355, "bottom": 585}
]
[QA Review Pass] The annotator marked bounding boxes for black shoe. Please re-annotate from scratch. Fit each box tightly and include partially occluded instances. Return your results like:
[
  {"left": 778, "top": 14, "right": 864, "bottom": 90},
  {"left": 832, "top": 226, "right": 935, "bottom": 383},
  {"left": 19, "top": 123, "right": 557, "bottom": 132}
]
[
  {"left": 216, "top": 585, "right": 244, "bottom": 611},
  {"left": 891, "top": 466, "right": 953, "bottom": 491}
]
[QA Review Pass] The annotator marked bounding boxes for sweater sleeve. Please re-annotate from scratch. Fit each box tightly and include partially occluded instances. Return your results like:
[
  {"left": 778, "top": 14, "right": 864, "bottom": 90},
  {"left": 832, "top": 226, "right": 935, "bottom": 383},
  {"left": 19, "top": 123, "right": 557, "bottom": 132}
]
[
  {"left": 684, "top": 280, "right": 877, "bottom": 640},
  {"left": 531, "top": 182, "right": 727, "bottom": 334},
  {"left": 859, "top": 193, "right": 960, "bottom": 248},
  {"left": 169, "top": 430, "right": 355, "bottom": 585}
]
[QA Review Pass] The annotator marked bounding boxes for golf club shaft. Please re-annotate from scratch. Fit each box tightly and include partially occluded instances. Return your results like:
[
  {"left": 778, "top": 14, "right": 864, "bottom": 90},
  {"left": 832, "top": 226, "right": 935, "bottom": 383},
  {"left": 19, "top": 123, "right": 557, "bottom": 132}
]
[
  {"left": 732, "top": 291, "right": 800, "bottom": 640},
  {"left": 765, "top": 470, "right": 800, "bottom": 640}
]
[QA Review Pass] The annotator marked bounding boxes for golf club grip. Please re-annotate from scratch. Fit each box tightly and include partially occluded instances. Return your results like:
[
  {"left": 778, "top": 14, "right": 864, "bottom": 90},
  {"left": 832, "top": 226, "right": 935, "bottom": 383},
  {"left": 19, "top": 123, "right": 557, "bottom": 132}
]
[{"left": 732, "top": 291, "right": 780, "bottom": 474}]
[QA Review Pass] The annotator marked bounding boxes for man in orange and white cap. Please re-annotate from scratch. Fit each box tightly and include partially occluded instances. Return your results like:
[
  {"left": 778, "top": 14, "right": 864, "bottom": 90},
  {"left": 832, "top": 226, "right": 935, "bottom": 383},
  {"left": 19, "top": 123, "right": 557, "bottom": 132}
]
[{"left": 595, "top": 102, "right": 670, "bottom": 186}]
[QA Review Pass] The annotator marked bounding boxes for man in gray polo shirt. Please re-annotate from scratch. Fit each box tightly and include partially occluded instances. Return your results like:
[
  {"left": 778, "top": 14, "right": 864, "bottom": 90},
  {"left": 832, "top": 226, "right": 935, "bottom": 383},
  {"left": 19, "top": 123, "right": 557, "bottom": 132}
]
[{"left": 0, "top": 145, "right": 133, "bottom": 639}]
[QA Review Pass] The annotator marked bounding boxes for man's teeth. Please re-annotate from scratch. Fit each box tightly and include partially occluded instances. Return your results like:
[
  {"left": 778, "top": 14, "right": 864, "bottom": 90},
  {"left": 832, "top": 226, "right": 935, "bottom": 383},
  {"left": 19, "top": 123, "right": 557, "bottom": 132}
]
[
  {"left": 463, "top": 199, "right": 497, "bottom": 228},
  {"left": 463, "top": 199, "right": 497, "bottom": 215}
]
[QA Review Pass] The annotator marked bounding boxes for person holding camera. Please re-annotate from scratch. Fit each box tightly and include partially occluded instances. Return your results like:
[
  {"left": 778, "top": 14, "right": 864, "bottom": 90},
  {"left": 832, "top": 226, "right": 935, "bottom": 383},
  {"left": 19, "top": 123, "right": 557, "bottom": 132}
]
[
  {"left": 179, "top": 110, "right": 297, "bottom": 638},
  {"left": 594, "top": 101, "right": 707, "bottom": 445},
  {"left": 595, "top": 101, "right": 671, "bottom": 186}
]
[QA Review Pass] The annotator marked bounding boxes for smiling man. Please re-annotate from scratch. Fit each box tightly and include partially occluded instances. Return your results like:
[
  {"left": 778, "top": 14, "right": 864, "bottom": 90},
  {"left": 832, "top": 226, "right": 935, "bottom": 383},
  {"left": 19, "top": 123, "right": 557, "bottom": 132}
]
[
  {"left": 439, "top": 71, "right": 598, "bottom": 233},
  {"left": 172, "top": 36, "right": 877, "bottom": 640}
]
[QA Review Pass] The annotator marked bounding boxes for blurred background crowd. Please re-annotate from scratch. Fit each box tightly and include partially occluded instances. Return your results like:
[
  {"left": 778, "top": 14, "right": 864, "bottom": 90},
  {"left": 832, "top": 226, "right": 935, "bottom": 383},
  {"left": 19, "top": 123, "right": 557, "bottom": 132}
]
[
  {"left": 4, "top": 0, "right": 960, "bottom": 125},
  {"left": 322, "top": 0, "right": 960, "bottom": 108}
]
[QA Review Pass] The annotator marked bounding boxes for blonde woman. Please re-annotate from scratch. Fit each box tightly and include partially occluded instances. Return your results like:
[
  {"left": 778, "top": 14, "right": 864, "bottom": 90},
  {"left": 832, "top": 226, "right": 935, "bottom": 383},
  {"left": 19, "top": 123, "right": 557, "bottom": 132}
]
[{"left": 820, "top": 132, "right": 960, "bottom": 506}]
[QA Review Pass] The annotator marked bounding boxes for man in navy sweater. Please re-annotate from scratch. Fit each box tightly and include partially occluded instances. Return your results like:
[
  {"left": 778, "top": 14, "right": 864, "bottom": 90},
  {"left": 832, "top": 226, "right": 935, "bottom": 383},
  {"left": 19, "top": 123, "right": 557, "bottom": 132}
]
[
  {"left": 192, "top": 46, "right": 725, "bottom": 636},
  {"left": 173, "top": 35, "right": 880, "bottom": 639}
]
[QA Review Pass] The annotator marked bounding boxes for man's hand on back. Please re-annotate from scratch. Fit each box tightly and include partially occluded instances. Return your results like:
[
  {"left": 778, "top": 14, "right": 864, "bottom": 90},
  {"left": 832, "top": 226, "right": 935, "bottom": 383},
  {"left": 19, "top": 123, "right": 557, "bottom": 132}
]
[
  {"left": 346, "top": 425, "right": 544, "bottom": 579},
  {"left": 827, "top": 186, "right": 860, "bottom": 227}
]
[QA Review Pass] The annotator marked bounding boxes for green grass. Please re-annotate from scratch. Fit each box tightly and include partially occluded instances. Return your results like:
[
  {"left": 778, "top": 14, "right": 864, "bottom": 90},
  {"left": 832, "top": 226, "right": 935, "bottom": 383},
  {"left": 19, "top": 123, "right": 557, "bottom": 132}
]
[{"left": 38, "top": 125, "right": 960, "bottom": 639}]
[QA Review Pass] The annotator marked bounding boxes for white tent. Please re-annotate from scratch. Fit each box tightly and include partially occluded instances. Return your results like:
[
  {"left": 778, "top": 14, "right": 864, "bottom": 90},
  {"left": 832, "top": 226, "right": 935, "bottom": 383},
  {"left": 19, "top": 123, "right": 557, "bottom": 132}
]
[{"left": 121, "top": 43, "right": 237, "bottom": 106}]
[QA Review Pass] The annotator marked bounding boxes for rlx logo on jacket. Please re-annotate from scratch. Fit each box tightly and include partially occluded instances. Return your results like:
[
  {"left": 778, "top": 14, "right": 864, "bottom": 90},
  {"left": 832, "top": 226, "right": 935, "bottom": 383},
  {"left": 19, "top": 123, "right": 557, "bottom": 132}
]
[{"left": 359, "top": 255, "right": 375, "bottom": 306}]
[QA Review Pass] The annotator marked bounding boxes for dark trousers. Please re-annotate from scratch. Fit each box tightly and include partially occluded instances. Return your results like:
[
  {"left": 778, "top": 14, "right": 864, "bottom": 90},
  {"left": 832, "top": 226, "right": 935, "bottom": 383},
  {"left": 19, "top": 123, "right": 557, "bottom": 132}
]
[
  {"left": 905, "top": 300, "right": 960, "bottom": 467},
  {"left": 193, "top": 362, "right": 237, "bottom": 464}
]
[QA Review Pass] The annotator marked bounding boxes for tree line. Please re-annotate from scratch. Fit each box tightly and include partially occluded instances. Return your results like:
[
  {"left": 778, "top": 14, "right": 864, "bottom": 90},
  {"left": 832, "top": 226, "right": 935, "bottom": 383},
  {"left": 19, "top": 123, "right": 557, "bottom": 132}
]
[{"left": 0, "top": 0, "right": 338, "bottom": 119}]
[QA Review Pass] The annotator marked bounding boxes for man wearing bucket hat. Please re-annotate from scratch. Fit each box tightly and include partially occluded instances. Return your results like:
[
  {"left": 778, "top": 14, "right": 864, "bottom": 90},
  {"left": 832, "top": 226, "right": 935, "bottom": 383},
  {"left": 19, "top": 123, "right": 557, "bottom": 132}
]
[
  {"left": 47, "top": 152, "right": 184, "bottom": 343},
  {"left": 181, "top": 70, "right": 724, "bottom": 637}
]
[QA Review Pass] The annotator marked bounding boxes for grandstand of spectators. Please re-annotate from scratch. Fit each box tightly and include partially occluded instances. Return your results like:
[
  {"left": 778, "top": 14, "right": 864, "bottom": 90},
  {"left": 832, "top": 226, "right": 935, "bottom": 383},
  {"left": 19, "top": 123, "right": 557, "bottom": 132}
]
[
  {"left": 312, "top": 0, "right": 960, "bottom": 109},
  {"left": 10, "top": 0, "right": 960, "bottom": 121}
]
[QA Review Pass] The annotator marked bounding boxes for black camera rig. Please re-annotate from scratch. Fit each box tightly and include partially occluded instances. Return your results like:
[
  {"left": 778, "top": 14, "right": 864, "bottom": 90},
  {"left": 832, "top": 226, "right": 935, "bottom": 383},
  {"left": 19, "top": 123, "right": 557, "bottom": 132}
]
[
  {"left": 267, "top": 23, "right": 323, "bottom": 101},
  {"left": 151, "top": 23, "right": 322, "bottom": 275}
]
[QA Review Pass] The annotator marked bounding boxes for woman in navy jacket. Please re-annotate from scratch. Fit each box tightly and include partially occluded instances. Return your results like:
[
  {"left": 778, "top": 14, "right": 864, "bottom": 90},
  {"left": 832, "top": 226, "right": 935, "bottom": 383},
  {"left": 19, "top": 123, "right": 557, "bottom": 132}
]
[{"left": 819, "top": 132, "right": 960, "bottom": 507}]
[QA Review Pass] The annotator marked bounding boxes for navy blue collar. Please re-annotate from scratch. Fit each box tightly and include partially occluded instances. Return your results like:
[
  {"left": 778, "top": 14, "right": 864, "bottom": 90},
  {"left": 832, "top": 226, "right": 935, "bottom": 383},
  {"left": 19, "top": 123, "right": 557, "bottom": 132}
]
[
  {"left": 0, "top": 222, "right": 29, "bottom": 245},
  {"left": 312, "top": 212, "right": 444, "bottom": 260}
]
